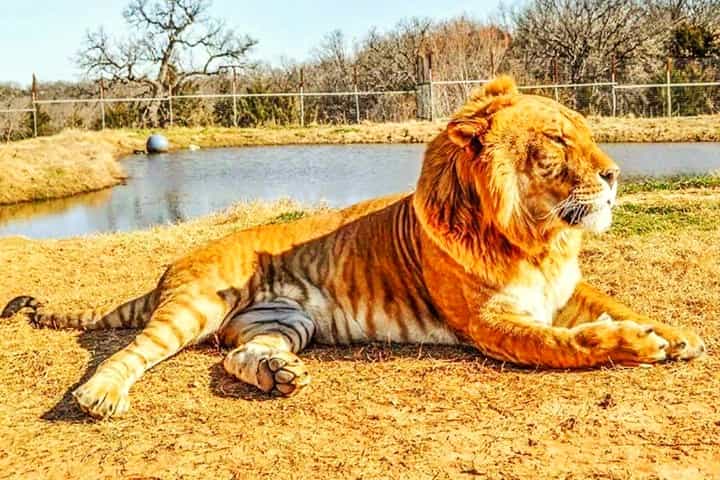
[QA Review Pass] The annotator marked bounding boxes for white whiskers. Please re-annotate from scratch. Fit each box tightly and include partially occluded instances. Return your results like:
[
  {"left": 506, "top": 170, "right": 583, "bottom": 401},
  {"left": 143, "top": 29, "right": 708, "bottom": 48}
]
[{"left": 537, "top": 194, "right": 596, "bottom": 233}]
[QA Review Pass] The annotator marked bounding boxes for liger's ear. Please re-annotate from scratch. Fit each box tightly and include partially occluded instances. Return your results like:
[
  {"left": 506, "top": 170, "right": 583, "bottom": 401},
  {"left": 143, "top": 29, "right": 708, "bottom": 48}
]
[
  {"left": 447, "top": 118, "right": 488, "bottom": 150},
  {"left": 479, "top": 75, "right": 518, "bottom": 98},
  {"left": 448, "top": 76, "right": 518, "bottom": 150}
]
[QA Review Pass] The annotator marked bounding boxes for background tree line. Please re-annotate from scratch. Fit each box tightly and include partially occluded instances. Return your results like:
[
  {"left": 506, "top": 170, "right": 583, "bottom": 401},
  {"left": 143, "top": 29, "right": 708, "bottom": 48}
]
[{"left": 2, "top": 0, "right": 719, "bottom": 140}]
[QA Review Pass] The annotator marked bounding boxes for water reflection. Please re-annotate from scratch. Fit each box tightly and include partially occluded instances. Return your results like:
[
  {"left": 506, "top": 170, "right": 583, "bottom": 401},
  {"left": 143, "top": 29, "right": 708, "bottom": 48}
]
[
  {"left": 0, "top": 189, "right": 112, "bottom": 228},
  {"left": 0, "top": 142, "right": 718, "bottom": 239}
]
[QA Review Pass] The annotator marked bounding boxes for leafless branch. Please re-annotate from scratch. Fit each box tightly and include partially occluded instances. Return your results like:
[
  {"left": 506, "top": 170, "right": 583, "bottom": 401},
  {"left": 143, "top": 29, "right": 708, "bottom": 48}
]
[{"left": 77, "top": 0, "right": 256, "bottom": 97}]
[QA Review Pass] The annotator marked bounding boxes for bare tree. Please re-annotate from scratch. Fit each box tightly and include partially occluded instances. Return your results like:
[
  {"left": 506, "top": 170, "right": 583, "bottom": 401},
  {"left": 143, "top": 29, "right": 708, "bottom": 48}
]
[
  {"left": 655, "top": 0, "right": 720, "bottom": 57},
  {"left": 427, "top": 17, "right": 512, "bottom": 81},
  {"left": 311, "top": 30, "right": 352, "bottom": 90},
  {"left": 657, "top": 0, "right": 720, "bottom": 28},
  {"left": 422, "top": 17, "right": 513, "bottom": 116},
  {"left": 355, "top": 18, "right": 433, "bottom": 91},
  {"left": 77, "top": 0, "right": 256, "bottom": 100},
  {"left": 511, "top": 0, "right": 674, "bottom": 83}
]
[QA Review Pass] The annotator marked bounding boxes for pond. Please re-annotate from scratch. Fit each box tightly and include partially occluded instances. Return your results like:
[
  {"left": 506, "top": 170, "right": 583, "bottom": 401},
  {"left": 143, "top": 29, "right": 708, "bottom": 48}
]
[{"left": 1, "top": 142, "right": 718, "bottom": 239}]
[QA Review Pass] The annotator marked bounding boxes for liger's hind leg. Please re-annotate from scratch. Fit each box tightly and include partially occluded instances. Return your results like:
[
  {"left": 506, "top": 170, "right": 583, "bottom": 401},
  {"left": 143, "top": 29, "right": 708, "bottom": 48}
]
[
  {"left": 73, "top": 291, "right": 227, "bottom": 418},
  {"left": 220, "top": 301, "right": 315, "bottom": 396}
]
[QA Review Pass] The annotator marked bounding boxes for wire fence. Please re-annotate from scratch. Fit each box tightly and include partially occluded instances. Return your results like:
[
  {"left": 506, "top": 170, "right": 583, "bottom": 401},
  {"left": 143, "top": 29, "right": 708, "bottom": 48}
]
[{"left": 2, "top": 75, "right": 720, "bottom": 141}]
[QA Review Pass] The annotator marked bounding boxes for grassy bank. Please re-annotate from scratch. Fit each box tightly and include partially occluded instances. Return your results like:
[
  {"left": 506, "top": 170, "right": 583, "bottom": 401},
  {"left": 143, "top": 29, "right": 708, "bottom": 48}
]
[
  {"left": 0, "top": 131, "right": 130, "bottom": 205},
  {"left": 619, "top": 174, "right": 720, "bottom": 194},
  {"left": 0, "top": 188, "right": 718, "bottom": 478},
  {"left": 1, "top": 114, "right": 719, "bottom": 205},
  {"left": 129, "top": 114, "right": 720, "bottom": 146},
  {"left": 589, "top": 114, "right": 720, "bottom": 143},
  {"left": 614, "top": 188, "right": 720, "bottom": 235}
]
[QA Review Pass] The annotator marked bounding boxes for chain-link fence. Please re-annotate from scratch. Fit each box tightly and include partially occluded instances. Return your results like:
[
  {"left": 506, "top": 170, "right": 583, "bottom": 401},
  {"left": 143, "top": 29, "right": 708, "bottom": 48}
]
[
  {"left": 1, "top": 88, "right": 420, "bottom": 141},
  {"left": 613, "top": 82, "right": 720, "bottom": 117},
  {"left": 2, "top": 71, "right": 720, "bottom": 141},
  {"left": 426, "top": 81, "right": 619, "bottom": 119}
]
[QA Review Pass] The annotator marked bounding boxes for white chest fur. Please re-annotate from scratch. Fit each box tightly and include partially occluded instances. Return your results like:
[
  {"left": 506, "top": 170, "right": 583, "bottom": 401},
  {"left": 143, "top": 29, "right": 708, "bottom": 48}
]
[{"left": 493, "top": 257, "right": 581, "bottom": 325}]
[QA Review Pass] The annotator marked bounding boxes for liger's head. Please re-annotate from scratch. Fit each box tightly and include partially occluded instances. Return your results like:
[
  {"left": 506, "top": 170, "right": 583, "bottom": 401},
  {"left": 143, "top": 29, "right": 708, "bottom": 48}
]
[{"left": 415, "top": 75, "right": 620, "bottom": 256}]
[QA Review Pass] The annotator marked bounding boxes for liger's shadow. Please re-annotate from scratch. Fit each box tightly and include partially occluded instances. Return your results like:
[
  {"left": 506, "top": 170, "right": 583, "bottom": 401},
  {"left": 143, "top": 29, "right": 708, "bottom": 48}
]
[
  {"left": 41, "top": 328, "right": 137, "bottom": 422},
  {"left": 40, "top": 326, "right": 516, "bottom": 422}
]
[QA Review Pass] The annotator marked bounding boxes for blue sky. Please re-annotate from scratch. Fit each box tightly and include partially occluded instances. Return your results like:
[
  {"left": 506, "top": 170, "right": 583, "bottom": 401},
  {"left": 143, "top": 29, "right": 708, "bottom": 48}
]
[{"left": 1, "top": 0, "right": 504, "bottom": 85}]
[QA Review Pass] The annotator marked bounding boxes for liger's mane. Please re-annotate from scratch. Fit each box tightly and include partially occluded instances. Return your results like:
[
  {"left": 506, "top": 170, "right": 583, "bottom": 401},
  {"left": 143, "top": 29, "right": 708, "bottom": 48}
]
[{"left": 413, "top": 75, "right": 561, "bottom": 278}]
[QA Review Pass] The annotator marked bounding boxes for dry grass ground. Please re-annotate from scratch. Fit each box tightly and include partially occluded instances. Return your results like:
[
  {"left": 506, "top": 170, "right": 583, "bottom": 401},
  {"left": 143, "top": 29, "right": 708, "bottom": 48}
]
[
  {"left": 0, "top": 189, "right": 719, "bottom": 479},
  {"left": 0, "top": 131, "right": 129, "bottom": 205},
  {"left": 589, "top": 115, "right": 720, "bottom": 143},
  {"left": 2, "top": 114, "right": 719, "bottom": 205}
]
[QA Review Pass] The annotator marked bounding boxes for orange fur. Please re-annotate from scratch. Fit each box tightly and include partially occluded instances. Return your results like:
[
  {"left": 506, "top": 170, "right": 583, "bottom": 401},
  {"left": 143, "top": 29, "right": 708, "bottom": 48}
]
[{"left": 3, "top": 76, "right": 704, "bottom": 418}]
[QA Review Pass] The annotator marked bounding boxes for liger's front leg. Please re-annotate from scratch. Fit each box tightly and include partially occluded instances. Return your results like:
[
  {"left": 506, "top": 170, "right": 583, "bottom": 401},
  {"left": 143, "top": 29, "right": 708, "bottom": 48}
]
[
  {"left": 465, "top": 302, "right": 672, "bottom": 369},
  {"left": 554, "top": 281, "right": 705, "bottom": 361}
]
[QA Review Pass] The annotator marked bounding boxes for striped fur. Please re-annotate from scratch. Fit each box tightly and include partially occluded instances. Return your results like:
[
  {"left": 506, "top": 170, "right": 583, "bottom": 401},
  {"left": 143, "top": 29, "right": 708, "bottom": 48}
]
[
  {"left": 1, "top": 296, "right": 40, "bottom": 319},
  {"left": 4, "top": 76, "right": 704, "bottom": 418},
  {"left": 2, "top": 292, "right": 157, "bottom": 330},
  {"left": 220, "top": 300, "right": 316, "bottom": 353}
]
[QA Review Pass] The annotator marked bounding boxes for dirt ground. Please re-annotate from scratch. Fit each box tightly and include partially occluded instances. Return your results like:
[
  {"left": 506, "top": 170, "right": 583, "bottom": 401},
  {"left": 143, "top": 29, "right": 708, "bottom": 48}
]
[{"left": 0, "top": 194, "right": 719, "bottom": 479}]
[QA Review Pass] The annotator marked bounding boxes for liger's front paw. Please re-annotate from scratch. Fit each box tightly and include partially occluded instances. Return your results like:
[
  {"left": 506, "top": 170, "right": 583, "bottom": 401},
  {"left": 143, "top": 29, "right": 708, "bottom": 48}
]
[
  {"left": 73, "top": 376, "right": 130, "bottom": 419},
  {"left": 650, "top": 324, "right": 705, "bottom": 360},
  {"left": 574, "top": 319, "right": 670, "bottom": 366}
]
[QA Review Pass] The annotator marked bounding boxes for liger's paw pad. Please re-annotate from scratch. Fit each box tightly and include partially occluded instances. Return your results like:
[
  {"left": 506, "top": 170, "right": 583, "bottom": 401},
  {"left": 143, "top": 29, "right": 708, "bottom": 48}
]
[{"left": 256, "top": 352, "right": 310, "bottom": 397}]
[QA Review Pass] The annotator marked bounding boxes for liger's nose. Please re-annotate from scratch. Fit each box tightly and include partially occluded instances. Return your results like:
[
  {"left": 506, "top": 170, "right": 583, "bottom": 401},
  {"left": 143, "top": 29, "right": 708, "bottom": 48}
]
[{"left": 599, "top": 168, "right": 619, "bottom": 188}]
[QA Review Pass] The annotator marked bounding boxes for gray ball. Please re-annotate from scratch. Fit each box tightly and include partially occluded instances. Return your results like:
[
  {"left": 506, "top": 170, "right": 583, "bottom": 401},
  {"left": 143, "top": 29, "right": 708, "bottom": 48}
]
[{"left": 146, "top": 134, "right": 169, "bottom": 153}]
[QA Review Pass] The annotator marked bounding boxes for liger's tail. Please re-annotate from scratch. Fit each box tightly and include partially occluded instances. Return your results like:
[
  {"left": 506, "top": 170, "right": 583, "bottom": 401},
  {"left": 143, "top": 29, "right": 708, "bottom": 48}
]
[{"left": 1, "top": 291, "right": 158, "bottom": 330}]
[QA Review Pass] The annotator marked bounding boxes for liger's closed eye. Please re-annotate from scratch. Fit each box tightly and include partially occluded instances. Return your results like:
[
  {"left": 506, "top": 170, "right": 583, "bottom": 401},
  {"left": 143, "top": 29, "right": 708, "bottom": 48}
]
[{"left": 544, "top": 133, "right": 568, "bottom": 147}]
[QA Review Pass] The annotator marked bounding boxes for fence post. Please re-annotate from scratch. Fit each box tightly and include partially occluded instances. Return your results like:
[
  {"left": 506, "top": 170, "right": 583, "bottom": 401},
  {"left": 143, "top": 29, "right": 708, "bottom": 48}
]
[
  {"left": 168, "top": 83, "right": 174, "bottom": 127},
  {"left": 427, "top": 53, "right": 434, "bottom": 122},
  {"left": 299, "top": 68, "right": 305, "bottom": 127},
  {"left": 353, "top": 66, "right": 360, "bottom": 123},
  {"left": 666, "top": 57, "right": 672, "bottom": 118},
  {"left": 415, "top": 55, "right": 422, "bottom": 120},
  {"left": 31, "top": 73, "right": 38, "bottom": 137},
  {"left": 99, "top": 78, "right": 106, "bottom": 130},
  {"left": 611, "top": 56, "right": 617, "bottom": 117},
  {"left": 552, "top": 58, "right": 559, "bottom": 102},
  {"left": 232, "top": 68, "right": 238, "bottom": 128}
]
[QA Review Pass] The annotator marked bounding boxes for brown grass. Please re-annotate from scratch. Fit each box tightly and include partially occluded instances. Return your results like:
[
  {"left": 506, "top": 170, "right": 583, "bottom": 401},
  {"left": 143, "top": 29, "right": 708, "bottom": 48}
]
[
  {"left": 0, "top": 130, "right": 131, "bottom": 205},
  {"left": 2, "top": 114, "right": 719, "bottom": 205},
  {"left": 1, "top": 191, "right": 719, "bottom": 479},
  {"left": 589, "top": 114, "right": 720, "bottom": 143}
]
